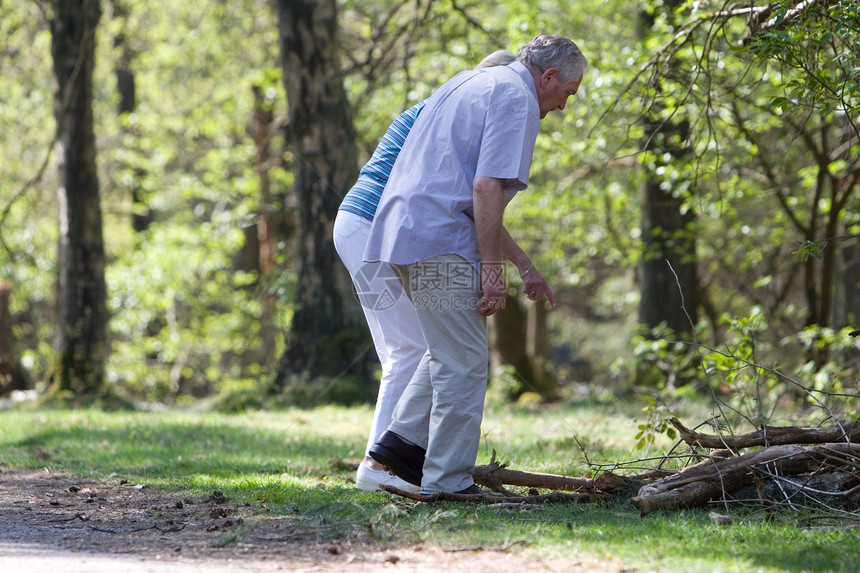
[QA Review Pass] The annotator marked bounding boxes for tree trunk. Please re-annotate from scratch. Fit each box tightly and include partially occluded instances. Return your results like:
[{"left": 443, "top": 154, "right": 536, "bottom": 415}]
[
  {"left": 48, "top": 0, "right": 109, "bottom": 398},
  {"left": 636, "top": 2, "right": 699, "bottom": 337},
  {"left": 247, "top": 84, "right": 280, "bottom": 368},
  {"left": 273, "top": 0, "right": 370, "bottom": 386},
  {"left": 837, "top": 240, "right": 860, "bottom": 327},
  {"left": 489, "top": 293, "right": 550, "bottom": 399},
  {"left": 527, "top": 300, "right": 550, "bottom": 382},
  {"left": 638, "top": 177, "right": 698, "bottom": 334},
  {"left": 111, "top": 0, "right": 151, "bottom": 233},
  {"left": 0, "top": 282, "right": 29, "bottom": 394}
]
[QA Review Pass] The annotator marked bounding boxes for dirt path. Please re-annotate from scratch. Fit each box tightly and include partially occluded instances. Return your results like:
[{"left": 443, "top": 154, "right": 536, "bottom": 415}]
[{"left": 0, "top": 467, "right": 619, "bottom": 572}]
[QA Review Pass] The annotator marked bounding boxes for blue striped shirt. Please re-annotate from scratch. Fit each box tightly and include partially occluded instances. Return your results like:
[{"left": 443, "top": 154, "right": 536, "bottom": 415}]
[{"left": 339, "top": 101, "right": 427, "bottom": 221}]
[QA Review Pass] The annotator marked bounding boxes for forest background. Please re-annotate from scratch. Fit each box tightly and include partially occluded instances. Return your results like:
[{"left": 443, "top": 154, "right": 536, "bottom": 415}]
[{"left": 0, "top": 0, "right": 857, "bottom": 432}]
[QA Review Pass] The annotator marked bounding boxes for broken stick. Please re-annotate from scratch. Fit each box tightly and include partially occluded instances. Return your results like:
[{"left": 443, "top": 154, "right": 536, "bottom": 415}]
[
  {"left": 670, "top": 418, "right": 860, "bottom": 451},
  {"left": 472, "top": 452, "right": 630, "bottom": 495},
  {"left": 379, "top": 484, "right": 592, "bottom": 504}
]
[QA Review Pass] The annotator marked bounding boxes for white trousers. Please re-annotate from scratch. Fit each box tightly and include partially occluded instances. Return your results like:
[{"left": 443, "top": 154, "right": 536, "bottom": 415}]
[
  {"left": 332, "top": 210, "right": 427, "bottom": 456},
  {"left": 389, "top": 255, "right": 489, "bottom": 493}
]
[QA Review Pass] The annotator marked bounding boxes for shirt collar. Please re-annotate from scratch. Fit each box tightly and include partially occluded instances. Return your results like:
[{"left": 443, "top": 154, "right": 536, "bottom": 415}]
[{"left": 508, "top": 61, "right": 538, "bottom": 100}]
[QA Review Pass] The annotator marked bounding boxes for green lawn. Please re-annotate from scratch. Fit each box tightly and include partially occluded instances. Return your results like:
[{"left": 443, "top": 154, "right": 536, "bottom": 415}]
[{"left": 0, "top": 400, "right": 857, "bottom": 572}]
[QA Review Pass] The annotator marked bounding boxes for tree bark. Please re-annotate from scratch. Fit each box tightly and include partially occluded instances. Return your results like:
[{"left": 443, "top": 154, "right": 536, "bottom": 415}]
[
  {"left": 636, "top": 1, "right": 699, "bottom": 337},
  {"left": 246, "top": 84, "right": 280, "bottom": 368},
  {"left": 48, "top": 0, "right": 109, "bottom": 398},
  {"left": 249, "top": 84, "right": 279, "bottom": 279},
  {"left": 671, "top": 417, "right": 860, "bottom": 451},
  {"left": 638, "top": 177, "right": 698, "bottom": 334},
  {"left": 527, "top": 300, "right": 550, "bottom": 383},
  {"left": 111, "top": 0, "right": 151, "bottom": 233},
  {"left": 273, "top": 0, "right": 371, "bottom": 386},
  {"left": 488, "top": 293, "right": 544, "bottom": 398},
  {"left": 837, "top": 241, "right": 860, "bottom": 329}
]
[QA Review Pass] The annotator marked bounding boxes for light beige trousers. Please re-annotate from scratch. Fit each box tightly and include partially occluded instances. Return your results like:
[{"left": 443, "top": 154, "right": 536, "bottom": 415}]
[{"left": 389, "top": 254, "right": 488, "bottom": 493}]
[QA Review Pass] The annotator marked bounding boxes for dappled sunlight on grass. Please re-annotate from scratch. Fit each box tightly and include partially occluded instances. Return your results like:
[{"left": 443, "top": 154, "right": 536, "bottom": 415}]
[
  {"left": 0, "top": 407, "right": 370, "bottom": 482},
  {"left": 1, "top": 403, "right": 857, "bottom": 572}
]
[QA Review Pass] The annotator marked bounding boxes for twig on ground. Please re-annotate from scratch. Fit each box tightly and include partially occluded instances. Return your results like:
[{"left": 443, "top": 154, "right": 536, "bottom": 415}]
[{"left": 379, "top": 484, "right": 592, "bottom": 505}]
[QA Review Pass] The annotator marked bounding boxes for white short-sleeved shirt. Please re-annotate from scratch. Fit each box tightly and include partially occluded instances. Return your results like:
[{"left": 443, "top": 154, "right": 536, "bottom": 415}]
[{"left": 363, "top": 61, "right": 540, "bottom": 270}]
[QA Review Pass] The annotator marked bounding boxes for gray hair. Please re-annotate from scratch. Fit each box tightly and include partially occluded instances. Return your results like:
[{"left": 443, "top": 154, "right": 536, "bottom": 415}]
[
  {"left": 516, "top": 34, "right": 588, "bottom": 83},
  {"left": 475, "top": 50, "right": 516, "bottom": 69}
]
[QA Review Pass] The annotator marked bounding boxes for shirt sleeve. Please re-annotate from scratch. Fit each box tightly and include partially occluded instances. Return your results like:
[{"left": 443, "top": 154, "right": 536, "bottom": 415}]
[{"left": 474, "top": 83, "right": 537, "bottom": 190}]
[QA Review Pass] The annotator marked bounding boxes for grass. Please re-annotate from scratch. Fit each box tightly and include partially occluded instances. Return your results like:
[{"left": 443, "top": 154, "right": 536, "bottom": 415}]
[{"left": 0, "top": 397, "right": 858, "bottom": 572}]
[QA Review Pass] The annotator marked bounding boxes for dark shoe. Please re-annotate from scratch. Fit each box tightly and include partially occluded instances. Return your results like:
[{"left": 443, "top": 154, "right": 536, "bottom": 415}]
[
  {"left": 454, "top": 484, "right": 483, "bottom": 495},
  {"left": 368, "top": 431, "right": 425, "bottom": 487}
]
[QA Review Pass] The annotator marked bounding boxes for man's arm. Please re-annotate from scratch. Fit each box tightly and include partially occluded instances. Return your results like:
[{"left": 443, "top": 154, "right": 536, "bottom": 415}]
[{"left": 473, "top": 176, "right": 506, "bottom": 316}]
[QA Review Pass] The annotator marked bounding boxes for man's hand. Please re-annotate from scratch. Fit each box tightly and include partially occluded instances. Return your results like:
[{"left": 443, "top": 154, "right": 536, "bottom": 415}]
[
  {"left": 479, "top": 262, "right": 506, "bottom": 316},
  {"left": 520, "top": 265, "right": 556, "bottom": 307}
]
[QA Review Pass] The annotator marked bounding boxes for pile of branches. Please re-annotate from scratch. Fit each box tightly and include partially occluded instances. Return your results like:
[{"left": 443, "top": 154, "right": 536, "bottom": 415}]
[
  {"left": 629, "top": 418, "right": 860, "bottom": 516},
  {"left": 382, "top": 419, "right": 860, "bottom": 519}
]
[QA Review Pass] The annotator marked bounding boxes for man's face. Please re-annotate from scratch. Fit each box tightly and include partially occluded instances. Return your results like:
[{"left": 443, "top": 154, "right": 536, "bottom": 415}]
[{"left": 537, "top": 68, "right": 582, "bottom": 119}]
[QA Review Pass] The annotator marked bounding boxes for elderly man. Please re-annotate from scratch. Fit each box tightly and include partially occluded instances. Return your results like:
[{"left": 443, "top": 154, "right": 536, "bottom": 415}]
[{"left": 364, "top": 34, "right": 588, "bottom": 495}]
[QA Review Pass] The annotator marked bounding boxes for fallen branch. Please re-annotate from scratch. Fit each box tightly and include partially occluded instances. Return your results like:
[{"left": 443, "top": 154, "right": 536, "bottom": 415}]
[
  {"left": 379, "top": 484, "right": 592, "bottom": 504},
  {"left": 670, "top": 418, "right": 860, "bottom": 451},
  {"left": 472, "top": 451, "right": 630, "bottom": 494},
  {"left": 375, "top": 450, "right": 629, "bottom": 503},
  {"left": 630, "top": 443, "right": 860, "bottom": 515}
]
